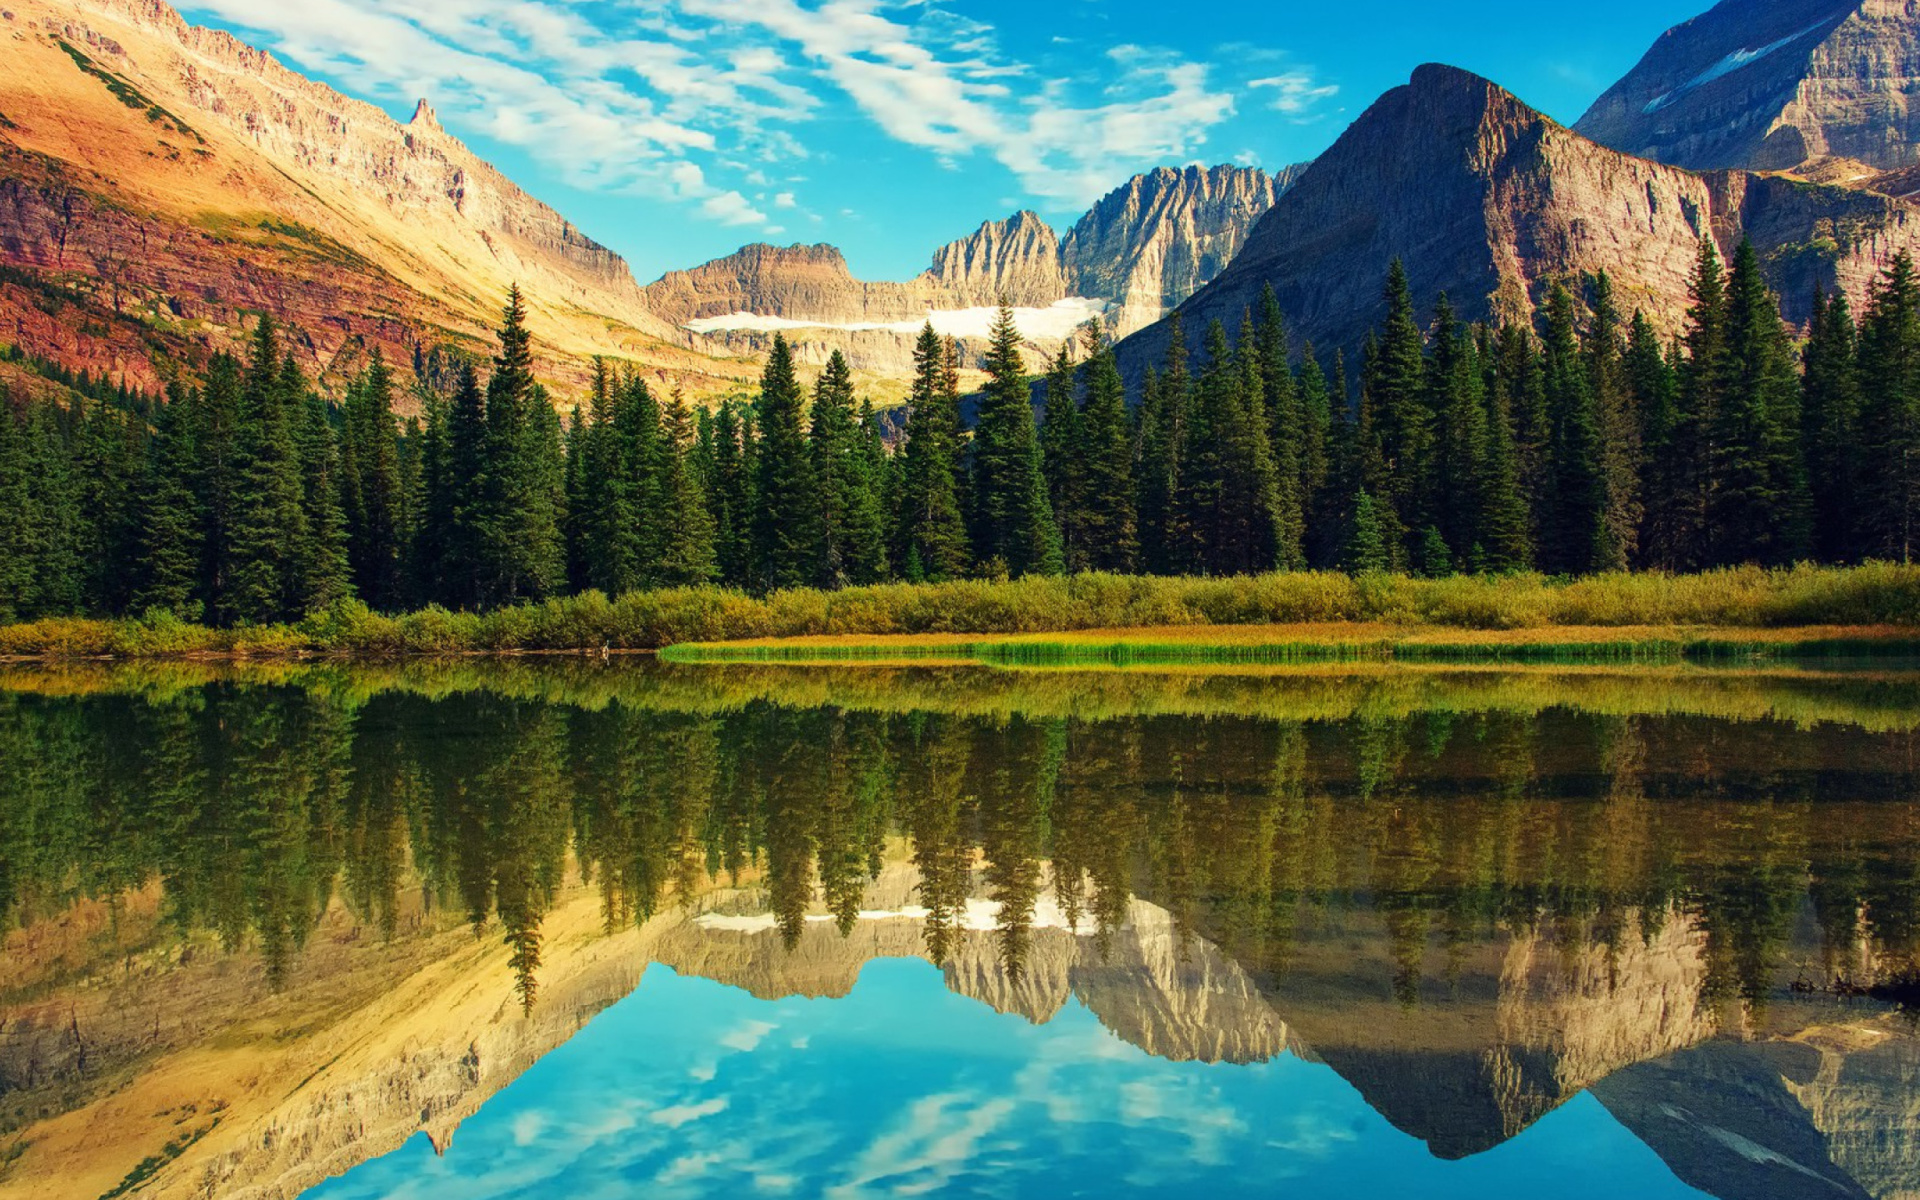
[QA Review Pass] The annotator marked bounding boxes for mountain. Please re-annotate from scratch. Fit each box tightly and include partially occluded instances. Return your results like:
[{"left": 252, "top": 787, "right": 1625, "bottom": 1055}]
[
  {"left": 0, "top": 0, "right": 751, "bottom": 399},
  {"left": 1575, "top": 0, "right": 1920, "bottom": 175},
  {"left": 646, "top": 164, "right": 1296, "bottom": 373},
  {"left": 1063, "top": 163, "right": 1297, "bottom": 333},
  {"left": 1117, "top": 63, "right": 1920, "bottom": 377}
]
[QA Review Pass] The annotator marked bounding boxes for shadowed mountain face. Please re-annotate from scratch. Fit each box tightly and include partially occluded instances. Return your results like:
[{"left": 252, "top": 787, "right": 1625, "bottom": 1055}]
[
  {"left": 1576, "top": 0, "right": 1920, "bottom": 175},
  {"left": 3, "top": 661, "right": 1920, "bottom": 1197},
  {"left": 1116, "top": 62, "right": 1920, "bottom": 379}
]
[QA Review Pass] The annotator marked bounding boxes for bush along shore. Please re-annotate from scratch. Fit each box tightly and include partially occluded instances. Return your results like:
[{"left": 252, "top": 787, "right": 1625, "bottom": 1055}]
[{"left": 3, "top": 565, "right": 1919, "bottom": 663}]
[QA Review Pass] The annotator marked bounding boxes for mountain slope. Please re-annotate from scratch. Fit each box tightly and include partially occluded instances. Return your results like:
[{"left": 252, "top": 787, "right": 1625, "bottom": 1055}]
[
  {"left": 0, "top": 0, "right": 751, "bottom": 399},
  {"left": 1575, "top": 0, "right": 1920, "bottom": 174},
  {"left": 644, "top": 164, "right": 1295, "bottom": 373},
  {"left": 1118, "top": 63, "right": 1920, "bottom": 377}
]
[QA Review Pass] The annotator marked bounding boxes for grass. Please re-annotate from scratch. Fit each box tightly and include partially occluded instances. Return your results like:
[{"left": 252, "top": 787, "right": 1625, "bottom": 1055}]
[{"left": 3, "top": 564, "right": 1919, "bottom": 662}]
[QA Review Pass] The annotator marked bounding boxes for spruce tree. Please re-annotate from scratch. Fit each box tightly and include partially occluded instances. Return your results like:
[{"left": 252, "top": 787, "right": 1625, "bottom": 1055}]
[
  {"left": 1257, "top": 286, "right": 1306, "bottom": 569},
  {"left": 480, "top": 288, "right": 567, "bottom": 604},
  {"left": 1077, "top": 327, "right": 1138, "bottom": 573},
  {"left": 810, "top": 350, "right": 885, "bottom": 587},
  {"left": 1585, "top": 273, "right": 1640, "bottom": 569},
  {"left": 292, "top": 360, "right": 353, "bottom": 612},
  {"left": 895, "top": 325, "right": 971, "bottom": 581},
  {"left": 969, "top": 304, "right": 1062, "bottom": 576},
  {"left": 134, "top": 382, "right": 206, "bottom": 618},
  {"left": 752, "top": 334, "right": 819, "bottom": 590},
  {"left": 340, "top": 351, "right": 403, "bottom": 609},
  {"left": 1857, "top": 251, "right": 1920, "bottom": 563},
  {"left": 1652, "top": 238, "right": 1730, "bottom": 570},
  {"left": 1539, "top": 284, "right": 1609, "bottom": 575},
  {"left": 1711, "top": 241, "right": 1812, "bottom": 565},
  {"left": 1295, "top": 345, "right": 1340, "bottom": 567},
  {"left": 1802, "top": 287, "right": 1863, "bottom": 561},
  {"left": 225, "top": 317, "right": 311, "bottom": 623},
  {"left": 707, "top": 399, "right": 756, "bottom": 587},
  {"left": 1369, "top": 260, "right": 1433, "bottom": 546},
  {"left": 1039, "top": 338, "right": 1089, "bottom": 571},
  {"left": 1135, "top": 321, "right": 1190, "bottom": 574},
  {"left": 1624, "top": 309, "right": 1676, "bottom": 566},
  {"left": 0, "top": 396, "right": 31, "bottom": 623},
  {"left": 657, "top": 391, "right": 719, "bottom": 586},
  {"left": 1342, "top": 488, "right": 1390, "bottom": 574}
]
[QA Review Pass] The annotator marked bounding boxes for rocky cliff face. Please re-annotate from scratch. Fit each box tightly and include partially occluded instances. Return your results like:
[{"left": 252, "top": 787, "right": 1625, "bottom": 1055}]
[
  {"left": 1063, "top": 164, "right": 1286, "bottom": 334},
  {"left": 1117, "top": 63, "right": 1920, "bottom": 378},
  {"left": 1576, "top": 0, "right": 1920, "bottom": 174},
  {"left": 0, "top": 0, "right": 750, "bottom": 399},
  {"left": 643, "top": 165, "right": 1290, "bottom": 373},
  {"left": 926, "top": 210, "right": 1067, "bottom": 309}
]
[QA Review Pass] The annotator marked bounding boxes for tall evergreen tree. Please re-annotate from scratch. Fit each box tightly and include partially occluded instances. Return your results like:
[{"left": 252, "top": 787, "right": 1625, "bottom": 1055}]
[
  {"left": 1585, "top": 273, "right": 1640, "bottom": 570},
  {"left": 340, "top": 351, "right": 404, "bottom": 609},
  {"left": 225, "top": 317, "right": 312, "bottom": 623},
  {"left": 1039, "top": 338, "right": 1090, "bottom": 571},
  {"left": 1077, "top": 327, "right": 1137, "bottom": 573},
  {"left": 969, "top": 304, "right": 1062, "bottom": 576},
  {"left": 657, "top": 391, "right": 720, "bottom": 586},
  {"left": 1540, "top": 283, "right": 1609, "bottom": 575},
  {"left": 810, "top": 351, "right": 886, "bottom": 587},
  {"left": 1711, "top": 241, "right": 1812, "bottom": 565},
  {"left": 1802, "top": 287, "right": 1863, "bottom": 561},
  {"left": 896, "top": 325, "right": 971, "bottom": 582},
  {"left": 1857, "top": 251, "right": 1920, "bottom": 563},
  {"left": 292, "top": 358, "right": 353, "bottom": 612},
  {"left": 1623, "top": 309, "right": 1676, "bottom": 566},
  {"left": 135, "top": 381, "right": 206, "bottom": 618},
  {"left": 752, "top": 334, "right": 819, "bottom": 590}
]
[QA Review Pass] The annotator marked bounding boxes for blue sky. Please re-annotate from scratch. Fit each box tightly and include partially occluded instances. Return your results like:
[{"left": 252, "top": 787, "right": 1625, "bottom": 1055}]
[
  {"left": 305, "top": 958, "right": 1711, "bottom": 1200},
  {"left": 176, "top": 0, "right": 1709, "bottom": 283}
]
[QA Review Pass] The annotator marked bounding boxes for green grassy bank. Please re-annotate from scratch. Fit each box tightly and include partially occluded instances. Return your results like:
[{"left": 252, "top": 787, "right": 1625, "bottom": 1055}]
[{"left": 3, "top": 564, "right": 1919, "bottom": 661}]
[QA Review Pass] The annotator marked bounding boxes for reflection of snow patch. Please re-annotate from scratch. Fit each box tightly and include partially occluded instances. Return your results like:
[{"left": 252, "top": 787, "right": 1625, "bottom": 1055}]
[
  {"left": 1657, "top": 1104, "right": 1846, "bottom": 1186},
  {"left": 695, "top": 895, "right": 1100, "bottom": 936},
  {"left": 1643, "top": 21, "right": 1831, "bottom": 113},
  {"left": 686, "top": 299, "right": 1110, "bottom": 342}
]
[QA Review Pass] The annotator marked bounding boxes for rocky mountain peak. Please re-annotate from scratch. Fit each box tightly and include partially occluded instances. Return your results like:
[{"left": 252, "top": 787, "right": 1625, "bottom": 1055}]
[
  {"left": 1574, "top": 0, "right": 1916, "bottom": 172},
  {"left": 1117, "top": 60, "right": 1920, "bottom": 381},
  {"left": 923, "top": 210, "right": 1065, "bottom": 308},
  {"left": 409, "top": 97, "right": 441, "bottom": 132}
]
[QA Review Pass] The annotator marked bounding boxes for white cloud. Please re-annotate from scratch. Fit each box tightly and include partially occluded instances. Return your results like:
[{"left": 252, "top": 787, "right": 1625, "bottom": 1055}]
[
  {"left": 179, "top": 0, "right": 1262, "bottom": 226},
  {"left": 1249, "top": 72, "right": 1340, "bottom": 119},
  {"left": 651, "top": 1098, "right": 730, "bottom": 1128}
]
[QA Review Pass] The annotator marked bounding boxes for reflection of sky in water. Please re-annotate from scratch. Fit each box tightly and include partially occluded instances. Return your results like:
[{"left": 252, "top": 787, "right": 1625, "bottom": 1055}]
[{"left": 305, "top": 958, "right": 1710, "bottom": 1200}]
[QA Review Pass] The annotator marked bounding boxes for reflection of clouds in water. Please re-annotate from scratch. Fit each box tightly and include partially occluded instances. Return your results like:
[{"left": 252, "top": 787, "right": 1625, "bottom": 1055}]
[
  {"left": 826, "top": 1093, "right": 1019, "bottom": 1200},
  {"left": 651, "top": 1097, "right": 730, "bottom": 1128},
  {"left": 510, "top": 1111, "right": 546, "bottom": 1146},
  {"left": 720, "top": 1019, "right": 779, "bottom": 1052}
]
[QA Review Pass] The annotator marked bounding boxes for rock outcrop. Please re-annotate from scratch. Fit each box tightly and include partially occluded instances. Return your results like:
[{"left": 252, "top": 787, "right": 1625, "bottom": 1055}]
[
  {"left": 642, "top": 165, "right": 1293, "bottom": 373},
  {"left": 1117, "top": 63, "right": 1920, "bottom": 378},
  {"left": 0, "top": 0, "right": 751, "bottom": 399},
  {"left": 1576, "top": 0, "right": 1920, "bottom": 174},
  {"left": 1062, "top": 164, "right": 1292, "bottom": 334}
]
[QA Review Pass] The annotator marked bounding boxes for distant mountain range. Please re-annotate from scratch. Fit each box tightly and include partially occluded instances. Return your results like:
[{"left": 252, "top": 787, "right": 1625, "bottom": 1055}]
[
  {"left": 646, "top": 163, "right": 1302, "bottom": 374},
  {"left": 10, "top": 0, "right": 1920, "bottom": 401}
]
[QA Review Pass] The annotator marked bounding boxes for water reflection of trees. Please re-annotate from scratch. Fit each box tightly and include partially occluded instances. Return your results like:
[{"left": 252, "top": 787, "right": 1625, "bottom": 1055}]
[{"left": 3, "top": 681, "right": 1920, "bottom": 1013}]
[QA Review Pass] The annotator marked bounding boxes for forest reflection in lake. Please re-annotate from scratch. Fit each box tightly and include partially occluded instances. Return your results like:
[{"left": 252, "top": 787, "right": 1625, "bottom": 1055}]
[{"left": 1, "top": 660, "right": 1918, "bottom": 1199}]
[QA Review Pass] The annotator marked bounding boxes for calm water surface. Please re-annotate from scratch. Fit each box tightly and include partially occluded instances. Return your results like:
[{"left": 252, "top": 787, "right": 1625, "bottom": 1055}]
[{"left": 2, "top": 660, "right": 1918, "bottom": 1200}]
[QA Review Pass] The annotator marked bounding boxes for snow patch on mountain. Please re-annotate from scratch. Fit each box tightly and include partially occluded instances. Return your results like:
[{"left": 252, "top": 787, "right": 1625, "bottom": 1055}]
[
  {"left": 1643, "top": 20, "right": 1832, "bottom": 114},
  {"left": 684, "top": 298, "right": 1110, "bottom": 342}
]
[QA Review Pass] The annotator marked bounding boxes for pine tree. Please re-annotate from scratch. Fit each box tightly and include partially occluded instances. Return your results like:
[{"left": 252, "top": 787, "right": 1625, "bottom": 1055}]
[
  {"left": 1135, "top": 320, "right": 1190, "bottom": 573},
  {"left": 1711, "top": 241, "right": 1812, "bottom": 565},
  {"left": 1539, "top": 284, "right": 1609, "bottom": 575},
  {"left": 1802, "top": 287, "right": 1863, "bottom": 561},
  {"left": 292, "top": 359, "right": 353, "bottom": 612},
  {"left": 1585, "top": 273, "right": 1640, "bottom": 569},
  {"left": 752, "top": 334, "right": 819, "bottom": 590},
  {"left": 1651, "top": 238, "right": 1730, "bottom": 570},
  {"left": 1857, "top": 251, "right": 1920, "bottom": 563},
  {"left": 657, "top": 391, "right": 719, "bottom": 586},
  {"left": 1369, "top": 260, "right": 1433, "bottom": 547},
  {"left": 1476, "top": 361, "right": 1533, "bottom": 573},
  {"left": 340, "top": 351, "right": 403, "bottom": 609},
  {"left": 969, "top": 304, "right": 1062, "bottom": 576},
  {"left": 1428, "top": 296, "right": 1484, "bottom": 561},
  {"left": 481, "top": 288, "right": 567, "bottom": 604},
  {"left": 614, "top": 372, "right": 666, "bottom": 586},
  {"left": 1039, "top": 338, "right": 1089, "bottom": 571},
  {"left": 810, "top": 351, "right": 884, "bottom": 587},
  {"left": 1257, "top": 286, "right": 1306, "bottom": 569},
  {"left": 896, "top": 325, "right": 971, "bottom": 582},
  {"left": 134, "top": 382, "right": 206, "bottom": 618},
  {"left": 1342, "top": 488, "right": 1390, "bottom": 574},
  {"left": 1076, "top": 326, "right": 1137, "bottom": 573},
  {"left": 226, "top": 317, "right": 312, "bottom": 623},
  {"left": 0, "top": 395, "right": 32, "bottom": 623},
  {"left": 1295, "top": 345, "right": 1340, "bottom": 567},
  {"left": 706, "top": 398, "right": 756, "bottom": 587},
  {"left": 1624, "top": 309, "right": 1677, "bottom": 566}
]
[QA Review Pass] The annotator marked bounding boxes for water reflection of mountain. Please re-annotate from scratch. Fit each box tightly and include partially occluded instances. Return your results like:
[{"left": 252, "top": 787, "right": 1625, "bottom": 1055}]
[{"left": 3, "top": 662, "right": 1920, "bottom": 1198}]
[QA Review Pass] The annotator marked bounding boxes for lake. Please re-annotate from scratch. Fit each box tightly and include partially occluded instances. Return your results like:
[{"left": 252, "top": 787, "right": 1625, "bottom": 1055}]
[{"left": 2, "top": 659, "right": 1917, "bottom": 1199}]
